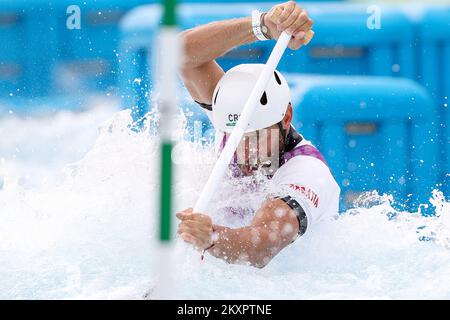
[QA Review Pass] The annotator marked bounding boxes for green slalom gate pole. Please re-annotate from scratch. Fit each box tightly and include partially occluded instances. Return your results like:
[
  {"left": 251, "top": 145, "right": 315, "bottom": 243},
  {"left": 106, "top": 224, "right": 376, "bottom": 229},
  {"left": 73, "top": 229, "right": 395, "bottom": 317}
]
[
  {"left": 155, "top": 0, "right": 179, "bottom": 298},
  {"left": 159, "top": 0, "right": 177, "bottom": 244}
]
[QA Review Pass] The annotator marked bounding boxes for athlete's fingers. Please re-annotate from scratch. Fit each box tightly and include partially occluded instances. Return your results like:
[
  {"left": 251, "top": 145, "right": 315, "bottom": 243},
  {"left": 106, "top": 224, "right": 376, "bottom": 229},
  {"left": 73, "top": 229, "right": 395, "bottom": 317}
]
[
  {"left": 292, "top": 20, "right": 313, "bottom": 38},
  {"left": 184, "top": 213, "right": 213, "bottom": 225},
  {"left": 289, "top": 27, "right": 307, "bottom": 50},
  {"left": 293, "top": 12, "right": 313, "bottom": 34},
  {"left": 285, "top": 15, "right": 306, "bottom": 36},
  {"left": 182, "top": 219, "right": 212, "bottom": 232},
  {"left": 178, "top": 225, "right": 201, "bottom": 239},
  {"left": 178, "top": 223, "right": 212, "bottom": 239},
  {"left": 177, "top": 222, "right": 190, "bottom": 232},
  {"left": 180, "top": 232, "right": 197, "bottom": 245},
  {"left": 287, "top": 12, "right": 313, "bottom": 35},
  {"left": 178, "top": 224, "right": 190, "bottom": 235},
  {"left": 268, "top": 3, "right": 296, "bottom": 26},
  {"left": 289, "top": 21, "right": 314, "bottom": 50},
  {"left": 176, "top": 208, "right": 196, "bottom": 220},
  {"left": 278, "top": 1, "right": 297, "bottom": 23},
  {"left": 182, "top": 227, "right": 211, "bottom": 245},
  {"left": 278, "top": 6, "right": 301, "bottom": 32},
  {"left": 176, "top": 212, "right": 192, "bottom": 221},
  {"left": 266, "top": 6, "right": 282, "bottom": 25},
  {"left": 287, "top": 31, "right": 304, "bottom": 50},
  {"left": 178, "top": 221, "right": 211, "bottom": 237},
  {"left": 177, "top": 210, "right": 212, "bottom": 223},
  {"left": 179, "top": 230, "right": 210, "bottom": 249},
  {"left": 293, "top": 34, "right": 307, "bottom": 50},
  {"left": 298, "top": 10, "right": 311, "bottom": 30}
]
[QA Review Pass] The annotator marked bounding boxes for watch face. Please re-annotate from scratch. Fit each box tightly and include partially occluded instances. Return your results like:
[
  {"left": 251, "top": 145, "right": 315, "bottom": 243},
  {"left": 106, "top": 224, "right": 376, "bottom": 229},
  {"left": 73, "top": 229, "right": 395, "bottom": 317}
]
[{"left": 262, "top": 26, "right": 268, "bottom": 33}]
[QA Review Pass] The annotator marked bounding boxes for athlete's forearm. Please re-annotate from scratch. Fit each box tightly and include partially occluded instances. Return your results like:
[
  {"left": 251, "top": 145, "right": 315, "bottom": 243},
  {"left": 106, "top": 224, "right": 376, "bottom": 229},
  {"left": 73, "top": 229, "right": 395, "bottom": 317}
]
[
  {"left": 181, "top": 17, "right": 257, "bottom": 69},
  {"left": 208, "top": 224, "right": 281, "bottom": 268}
]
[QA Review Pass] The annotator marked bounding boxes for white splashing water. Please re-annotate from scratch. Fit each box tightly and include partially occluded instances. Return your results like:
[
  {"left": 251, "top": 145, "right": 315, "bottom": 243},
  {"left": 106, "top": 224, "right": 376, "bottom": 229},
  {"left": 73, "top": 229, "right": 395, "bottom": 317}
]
[{"left": 0, "top": 106, "right": 449, "bottom": 299}]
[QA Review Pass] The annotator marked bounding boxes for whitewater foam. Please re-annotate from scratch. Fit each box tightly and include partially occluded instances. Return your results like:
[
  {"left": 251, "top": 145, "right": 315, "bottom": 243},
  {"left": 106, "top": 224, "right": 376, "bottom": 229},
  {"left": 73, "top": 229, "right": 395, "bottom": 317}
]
[{"left": 0, "top": 107, "right": 448, "bottom": 299}]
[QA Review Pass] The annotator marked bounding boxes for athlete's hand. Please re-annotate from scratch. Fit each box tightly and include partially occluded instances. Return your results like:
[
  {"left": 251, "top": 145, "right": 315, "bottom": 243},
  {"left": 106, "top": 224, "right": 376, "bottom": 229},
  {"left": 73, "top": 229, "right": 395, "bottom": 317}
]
[
  {"left": 264, "top": 1, "right": 314, "bottom": 50},
  {"left": 176, "top": 208, "right": 214, "bottom": 250}
]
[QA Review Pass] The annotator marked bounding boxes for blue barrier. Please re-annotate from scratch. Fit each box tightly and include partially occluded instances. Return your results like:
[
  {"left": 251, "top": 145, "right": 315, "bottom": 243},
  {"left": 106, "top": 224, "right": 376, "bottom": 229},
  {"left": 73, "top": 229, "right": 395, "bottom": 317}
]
[
  {"left": 288, "top": 75, "right": 440, "bottom": 211},
  {"left": 419, "top": 7, "right": 450, "bottom": 195},
  {"left": 0, "top": 0, "right": 146, "bottom": 99},
  {"left": 118, "top": 3, "right": 276, "bottom": 118},
  {"left": 0, "top": 0, "right": 57, "bottom": 97},
  {"left": 281, "top": 4, "right": 415, "bottom": 78},
  {"left": 0, "top": 1, "right": 430, "bottom": 101},
  {"left": 53, "top": 0, "right": 144, "bottom": 95},
  {"left": 118, "top": 4, "right": 160, "bottom": 119},
  {"left": 118, "top": 3, "right": 417, "bottom": 119},
  {"left": 0, "top": 1, "right": 424, "bottom": 101},
  {"left": 59, "top": 1, "right": 278, "bottom": 99}
]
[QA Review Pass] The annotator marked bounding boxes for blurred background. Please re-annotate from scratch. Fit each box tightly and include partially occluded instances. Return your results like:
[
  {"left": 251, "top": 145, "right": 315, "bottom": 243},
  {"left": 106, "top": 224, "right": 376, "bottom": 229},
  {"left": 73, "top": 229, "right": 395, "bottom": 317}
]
[
  {"left": 0, "top": 0, "right": 449, "bottom": 211},
  {"left": 1, "top": 0, "right": 450, "bottom": 301}
]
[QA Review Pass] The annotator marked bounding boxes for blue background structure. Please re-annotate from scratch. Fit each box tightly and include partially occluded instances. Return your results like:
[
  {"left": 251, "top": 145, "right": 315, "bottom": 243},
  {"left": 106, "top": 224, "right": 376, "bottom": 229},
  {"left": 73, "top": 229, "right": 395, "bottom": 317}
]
[{"left": 0, "top": 1, "right": 448, "bottom": 211}]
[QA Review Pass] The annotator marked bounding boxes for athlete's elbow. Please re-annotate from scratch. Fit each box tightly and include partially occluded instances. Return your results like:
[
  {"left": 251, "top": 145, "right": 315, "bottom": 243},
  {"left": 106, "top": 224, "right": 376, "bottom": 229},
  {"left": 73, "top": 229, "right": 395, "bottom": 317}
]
[
  {"left": 249, "top": 249, "right": 276, "bottom": 268},
  {"left": 251, "top": 255, "right": 273, "bottom": 269},
  {"left": 253, "top": 260, "right": 269, "bottom": 269},
  {"left": 179, "top": 30, "right": 201, "bottom": 69}
]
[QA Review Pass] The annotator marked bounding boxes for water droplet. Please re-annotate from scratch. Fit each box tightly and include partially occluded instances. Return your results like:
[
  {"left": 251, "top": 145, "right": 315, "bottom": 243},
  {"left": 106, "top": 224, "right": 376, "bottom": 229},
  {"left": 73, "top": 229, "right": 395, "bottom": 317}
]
[
  {"left": 347, "top": 162, "right": 357, "bottom": 171},
  {"left": 349, "top": 140, "right": 357, "bottom": 148}
]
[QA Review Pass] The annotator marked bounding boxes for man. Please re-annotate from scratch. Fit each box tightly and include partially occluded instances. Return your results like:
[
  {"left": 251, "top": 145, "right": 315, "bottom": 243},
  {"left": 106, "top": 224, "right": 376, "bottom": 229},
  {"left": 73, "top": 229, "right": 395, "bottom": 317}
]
[{"left": 177, "top": 1, "right": 340, "bottom": 268}]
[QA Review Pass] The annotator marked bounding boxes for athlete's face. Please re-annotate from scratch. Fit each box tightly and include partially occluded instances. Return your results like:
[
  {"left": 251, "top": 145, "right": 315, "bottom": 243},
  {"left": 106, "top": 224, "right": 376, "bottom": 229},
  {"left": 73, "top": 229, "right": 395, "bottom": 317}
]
[
  {"left": 226, "top": 124, "right": 282, "bottom": 177},
  {"left": 225, "top": 103, "right": 293, "bottom": 177}
]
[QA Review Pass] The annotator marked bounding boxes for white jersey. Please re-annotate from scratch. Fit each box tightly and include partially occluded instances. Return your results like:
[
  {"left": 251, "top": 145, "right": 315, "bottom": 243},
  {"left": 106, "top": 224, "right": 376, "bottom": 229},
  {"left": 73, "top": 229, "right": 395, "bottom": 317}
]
[{"left": 271, "top": 138, "right": 341, "bottom": 233}]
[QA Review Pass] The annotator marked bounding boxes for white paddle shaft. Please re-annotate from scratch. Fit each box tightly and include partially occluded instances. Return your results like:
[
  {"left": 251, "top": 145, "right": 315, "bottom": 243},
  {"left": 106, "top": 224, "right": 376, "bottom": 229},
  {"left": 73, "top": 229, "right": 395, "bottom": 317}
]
[{"left": 193, "top": 32, "right": 292, "bottom": 214}]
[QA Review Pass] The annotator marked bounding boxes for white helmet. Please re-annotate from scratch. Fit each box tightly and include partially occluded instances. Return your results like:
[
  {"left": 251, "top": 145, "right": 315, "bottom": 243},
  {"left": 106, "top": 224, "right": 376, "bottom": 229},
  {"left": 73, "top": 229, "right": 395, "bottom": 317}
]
[{"left": 211, "top": 64, "right": 291, "bottom": 133}]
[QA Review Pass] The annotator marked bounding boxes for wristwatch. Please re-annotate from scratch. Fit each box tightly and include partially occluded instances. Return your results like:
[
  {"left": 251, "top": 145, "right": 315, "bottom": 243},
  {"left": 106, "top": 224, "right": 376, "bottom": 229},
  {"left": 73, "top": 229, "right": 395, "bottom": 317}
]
[{"left": 252, "top": 10, "right": 270, "bottom": 41}]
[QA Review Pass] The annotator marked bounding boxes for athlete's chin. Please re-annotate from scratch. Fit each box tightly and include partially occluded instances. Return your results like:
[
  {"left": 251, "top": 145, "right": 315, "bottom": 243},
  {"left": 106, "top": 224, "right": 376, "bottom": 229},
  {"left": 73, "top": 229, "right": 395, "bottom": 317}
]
[
  {"left": 229, "top": 164, "right": 272, "bottom": 178},
  {"left": 240, "top": 166, "right": 262, "bottom": 177}
]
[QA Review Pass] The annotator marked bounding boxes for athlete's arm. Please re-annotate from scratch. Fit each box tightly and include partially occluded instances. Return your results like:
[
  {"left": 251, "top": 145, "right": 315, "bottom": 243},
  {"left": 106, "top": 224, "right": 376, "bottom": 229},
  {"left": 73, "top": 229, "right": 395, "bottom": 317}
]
[
  {"left": 179, "top": 18, "right": 252, "bottom": 104},
  {"left": 176, "top": 198, "right": 300, "bottom": 268},
  {"left": 179, "top": 1, "right": 313, "bottom": 105}
]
